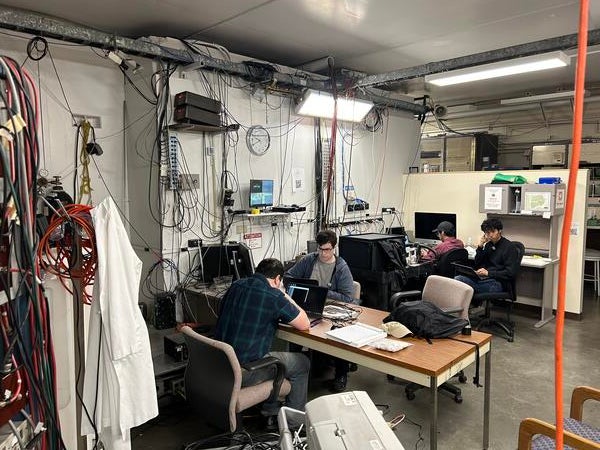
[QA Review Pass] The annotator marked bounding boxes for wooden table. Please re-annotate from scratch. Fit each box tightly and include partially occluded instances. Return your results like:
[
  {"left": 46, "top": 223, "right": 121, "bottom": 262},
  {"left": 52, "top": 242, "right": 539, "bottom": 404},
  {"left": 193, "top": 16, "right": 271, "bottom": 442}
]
[{"left": 277, "top": 306, "right": 492, "bottom": 450}]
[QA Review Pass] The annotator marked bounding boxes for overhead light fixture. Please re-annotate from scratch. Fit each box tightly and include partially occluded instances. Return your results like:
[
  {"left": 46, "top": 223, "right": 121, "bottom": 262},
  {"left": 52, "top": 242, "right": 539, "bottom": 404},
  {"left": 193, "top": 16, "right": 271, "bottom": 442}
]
[
  {"left": 295, "top": 90, "right": 373, "bottom": 122},
  {"left": 424, "top": 51, "right": 570, "bottom": 87},
  {"left": 500, "top": 90, "right": 587, "bottom": 105}
]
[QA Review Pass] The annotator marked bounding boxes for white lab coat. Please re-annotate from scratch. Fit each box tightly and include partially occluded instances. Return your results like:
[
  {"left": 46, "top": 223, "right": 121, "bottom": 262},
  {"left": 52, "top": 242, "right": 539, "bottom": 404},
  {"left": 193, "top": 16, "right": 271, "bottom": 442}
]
[{"left": 81, "top": 197, "right": 158, "bottom": 449}]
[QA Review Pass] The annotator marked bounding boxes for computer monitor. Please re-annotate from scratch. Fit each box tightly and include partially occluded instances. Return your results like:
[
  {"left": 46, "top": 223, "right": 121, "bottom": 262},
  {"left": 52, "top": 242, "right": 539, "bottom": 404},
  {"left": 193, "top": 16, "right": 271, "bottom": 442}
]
[
  {"left": 249, "top": 179, "right": 274, "bottom": 209},
  {"left": 414, "top": 212, "right": 457, "bottom": 245},
  {"left": 200, "top": 243, "right": 255, "bottom": 284}
]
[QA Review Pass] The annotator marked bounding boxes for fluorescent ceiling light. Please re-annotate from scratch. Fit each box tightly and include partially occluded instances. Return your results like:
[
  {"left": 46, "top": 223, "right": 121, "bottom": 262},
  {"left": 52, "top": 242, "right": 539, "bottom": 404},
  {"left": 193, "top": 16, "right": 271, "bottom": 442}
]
[
  {"left": 296, "top": 90, "right": 373, "bottom": 122},
  {"left": 425, "top": 51, "right": 570, "bottom": 87},
  {"left": 500, "top": 90, "right": 587, "bottom": 105}
]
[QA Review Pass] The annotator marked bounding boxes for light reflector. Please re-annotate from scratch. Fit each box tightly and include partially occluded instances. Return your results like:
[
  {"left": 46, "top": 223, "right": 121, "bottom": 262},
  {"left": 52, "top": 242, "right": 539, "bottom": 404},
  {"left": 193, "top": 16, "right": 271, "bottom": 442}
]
[
  {"left": 296, "top": 90, "right": 373, "bottom": 122},
  {"left": 425, "top": 51, "right": 570, "bottom": 87}
]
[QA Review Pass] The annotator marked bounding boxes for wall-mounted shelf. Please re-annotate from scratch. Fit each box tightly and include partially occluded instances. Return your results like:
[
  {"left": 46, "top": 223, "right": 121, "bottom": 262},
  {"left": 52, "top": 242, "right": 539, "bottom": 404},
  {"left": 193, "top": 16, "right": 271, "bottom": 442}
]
[{"left": 168, "top": 123, "right": 238, "bottom": 134}]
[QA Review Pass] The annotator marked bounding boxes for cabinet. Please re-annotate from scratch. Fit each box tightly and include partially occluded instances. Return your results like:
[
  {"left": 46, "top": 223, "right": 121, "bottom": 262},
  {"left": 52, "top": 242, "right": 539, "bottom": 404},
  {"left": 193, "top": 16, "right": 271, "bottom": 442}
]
[
  {"left": 419, "top": 134, "right": 498, "bottom": 172},
  {"left": 479, "top": 183, "right": 565, "bottom": 216}
]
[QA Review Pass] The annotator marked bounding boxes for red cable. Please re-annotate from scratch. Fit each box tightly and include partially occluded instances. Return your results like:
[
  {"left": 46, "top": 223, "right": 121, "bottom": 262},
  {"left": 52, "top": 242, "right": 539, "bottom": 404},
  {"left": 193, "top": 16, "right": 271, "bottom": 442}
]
[{"left": 555, "top": 2, "right": 589, "bottom": 448}]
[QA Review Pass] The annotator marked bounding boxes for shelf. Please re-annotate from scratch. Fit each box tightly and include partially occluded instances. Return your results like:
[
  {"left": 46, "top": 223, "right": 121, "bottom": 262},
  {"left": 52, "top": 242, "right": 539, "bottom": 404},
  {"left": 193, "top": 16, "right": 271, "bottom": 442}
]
[
  {"left": 244, "top": 212, "right": 289, "bottom": 218},
  {"left": 168, "top": 123, "right": 235, "bottom": 134}
]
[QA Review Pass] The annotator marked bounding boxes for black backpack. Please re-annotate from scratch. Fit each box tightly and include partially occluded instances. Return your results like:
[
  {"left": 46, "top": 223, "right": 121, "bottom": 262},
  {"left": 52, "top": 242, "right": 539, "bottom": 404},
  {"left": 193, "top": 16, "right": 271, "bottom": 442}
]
[{"left": 384, "top": 300, "right": 468, "bottom": 340}]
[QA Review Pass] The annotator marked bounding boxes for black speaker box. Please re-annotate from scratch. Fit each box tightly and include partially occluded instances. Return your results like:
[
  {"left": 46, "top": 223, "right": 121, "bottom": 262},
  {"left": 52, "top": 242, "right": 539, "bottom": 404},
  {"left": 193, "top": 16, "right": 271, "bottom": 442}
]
[
  {"left": 339, "top": 233, "right": 404, "bottom": 272},
  {"left": 154, "top": 292, "right": 176, "bottom": 330}
]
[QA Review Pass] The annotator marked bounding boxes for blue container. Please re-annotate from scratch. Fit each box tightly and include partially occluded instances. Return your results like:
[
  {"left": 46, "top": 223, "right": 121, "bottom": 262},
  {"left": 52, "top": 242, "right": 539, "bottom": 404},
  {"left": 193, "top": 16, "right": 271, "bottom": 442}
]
[{"left": 538, "top": 177, "right": 561, "bottom": 184}]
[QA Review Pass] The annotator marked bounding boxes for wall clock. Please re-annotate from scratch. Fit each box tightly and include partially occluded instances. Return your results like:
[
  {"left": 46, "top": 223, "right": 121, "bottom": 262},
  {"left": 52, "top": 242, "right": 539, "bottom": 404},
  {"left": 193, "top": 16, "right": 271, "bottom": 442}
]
[{"left": 246, "top": 125, "right": 271, "bottom": 156}]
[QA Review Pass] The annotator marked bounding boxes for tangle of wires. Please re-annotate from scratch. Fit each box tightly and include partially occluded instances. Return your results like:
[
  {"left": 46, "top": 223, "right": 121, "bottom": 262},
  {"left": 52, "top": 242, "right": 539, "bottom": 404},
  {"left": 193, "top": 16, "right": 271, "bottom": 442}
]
[
  {"left": 184, "top": 430, "right": 287, "bottom": 450},
  {"left": 0, "top": 54, "right": 66, "bottom": 449},
  {"left": 37, "top": 204, "right": 97, "bottom": 304}
]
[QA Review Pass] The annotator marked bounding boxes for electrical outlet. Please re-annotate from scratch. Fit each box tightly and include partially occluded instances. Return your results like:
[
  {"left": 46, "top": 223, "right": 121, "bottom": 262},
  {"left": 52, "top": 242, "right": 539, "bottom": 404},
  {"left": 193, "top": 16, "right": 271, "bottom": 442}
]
[
  {"left": 180, "top": 174, "right": 200, "bottom": 190},
  {"left": 205, "top": 146, "right": 214, "bottom": 157},
  {"left": 382, "top": 207, "right": 396, "bottom": 213}
]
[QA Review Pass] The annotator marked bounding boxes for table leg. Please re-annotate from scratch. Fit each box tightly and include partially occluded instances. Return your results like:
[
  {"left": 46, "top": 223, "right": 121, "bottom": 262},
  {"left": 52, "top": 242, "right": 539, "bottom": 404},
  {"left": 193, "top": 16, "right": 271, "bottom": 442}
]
[
  {"left": 483, "top": 346, "right": 491, "bottom": 449},
  {"left": 430, "top": 376, "right": 438, "bottom": 450},
  {"left": 534, "top": 263, "right": 556, "bottom": 328}
]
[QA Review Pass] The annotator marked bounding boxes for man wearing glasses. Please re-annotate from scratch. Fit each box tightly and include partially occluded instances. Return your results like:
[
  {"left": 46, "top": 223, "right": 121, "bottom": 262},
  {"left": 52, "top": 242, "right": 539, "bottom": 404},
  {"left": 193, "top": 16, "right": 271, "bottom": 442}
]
[
  {"left": 455, "top": 218, "right": 520, "bottom": 293},
  {"left": 286, "top": 229, "right": 357, "bottom": 392}
]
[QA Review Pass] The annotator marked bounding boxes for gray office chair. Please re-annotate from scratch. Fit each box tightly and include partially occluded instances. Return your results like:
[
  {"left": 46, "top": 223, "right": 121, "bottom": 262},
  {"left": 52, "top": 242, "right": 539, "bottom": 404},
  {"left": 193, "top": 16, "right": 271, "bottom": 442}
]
[
  {"left": 181, "top": 326, "right": 291, "bottom": 432},
  {"left": 518, "top": 386, "right": 600, "bottom": 449},
  {"left": 388, "top": 275, "right": 473, "bottom": 403},
  {"left": 472, "top": 241, "right": 525, "bottom": 343}
]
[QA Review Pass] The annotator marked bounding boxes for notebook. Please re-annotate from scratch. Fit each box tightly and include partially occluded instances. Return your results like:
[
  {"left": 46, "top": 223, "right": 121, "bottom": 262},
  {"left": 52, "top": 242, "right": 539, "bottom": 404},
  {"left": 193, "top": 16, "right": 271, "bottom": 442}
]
[
  {"left": 453, "top": 263, "right": 489, "bottom": 280},
  {"left": 287, "top": 283, "right": 328, "bottom": 326}
]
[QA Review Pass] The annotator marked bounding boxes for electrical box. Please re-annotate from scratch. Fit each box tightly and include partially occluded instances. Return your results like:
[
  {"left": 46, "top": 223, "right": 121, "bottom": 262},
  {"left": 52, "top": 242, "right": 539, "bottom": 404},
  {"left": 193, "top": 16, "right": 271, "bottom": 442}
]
[{"left": 479, "top": 184, "right": 511, "bottom": 214}]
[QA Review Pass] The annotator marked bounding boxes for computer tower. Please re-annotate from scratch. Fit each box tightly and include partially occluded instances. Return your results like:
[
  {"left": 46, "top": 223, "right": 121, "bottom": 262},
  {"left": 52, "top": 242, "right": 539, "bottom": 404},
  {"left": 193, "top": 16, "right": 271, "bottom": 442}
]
[{"left": 339, "top": 233, "right": 404, "bottom": 272}]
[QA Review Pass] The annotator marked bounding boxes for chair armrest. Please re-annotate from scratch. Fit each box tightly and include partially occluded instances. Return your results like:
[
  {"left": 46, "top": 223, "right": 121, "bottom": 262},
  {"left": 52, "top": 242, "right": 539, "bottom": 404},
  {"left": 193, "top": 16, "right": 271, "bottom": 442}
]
[
  {"left": 571, "top": 386, "right": 600, "bottom": 421},
  {"left": 242, "top": 356, "right": 287, "bottom": 404},
  {"left": 389, "top": 291, "right": 421, "bottom": 309},
  {"left": 241, "top": 356, "right": 281, "bottom": 372},
  {"left": 518, "top": 418, "right": 600, "bottom": 450}
]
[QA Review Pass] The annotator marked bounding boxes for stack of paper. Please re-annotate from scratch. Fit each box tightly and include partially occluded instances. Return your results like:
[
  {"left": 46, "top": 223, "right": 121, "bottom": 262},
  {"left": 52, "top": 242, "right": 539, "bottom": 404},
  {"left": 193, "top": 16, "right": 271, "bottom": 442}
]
[{"left": 326, "top": 323, "right": 387, "bottom": 347}]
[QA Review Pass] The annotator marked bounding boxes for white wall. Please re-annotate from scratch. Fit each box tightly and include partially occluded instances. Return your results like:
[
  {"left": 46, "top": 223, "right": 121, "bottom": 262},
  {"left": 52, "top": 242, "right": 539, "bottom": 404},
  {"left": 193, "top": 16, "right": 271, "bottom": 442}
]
[{"left": 401, "top": 169, "right": 588, "bottom": 315}]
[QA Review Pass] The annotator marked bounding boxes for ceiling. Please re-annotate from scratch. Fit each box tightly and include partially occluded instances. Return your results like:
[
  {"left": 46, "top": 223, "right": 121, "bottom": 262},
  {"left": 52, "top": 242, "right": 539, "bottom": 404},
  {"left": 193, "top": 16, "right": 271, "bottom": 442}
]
[{"left": 1, "top": 0, "right": 600, "bottom": 108}]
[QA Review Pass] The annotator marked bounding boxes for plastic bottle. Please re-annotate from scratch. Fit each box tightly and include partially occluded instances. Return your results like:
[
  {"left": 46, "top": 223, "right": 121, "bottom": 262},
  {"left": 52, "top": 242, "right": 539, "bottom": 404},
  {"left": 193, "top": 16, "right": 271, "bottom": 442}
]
[
  {"left": 514, "top": 188, "right": 521, "bottom": 213},
  {"left": 467, "top": 237, "right": 473, "bottom": 248}
]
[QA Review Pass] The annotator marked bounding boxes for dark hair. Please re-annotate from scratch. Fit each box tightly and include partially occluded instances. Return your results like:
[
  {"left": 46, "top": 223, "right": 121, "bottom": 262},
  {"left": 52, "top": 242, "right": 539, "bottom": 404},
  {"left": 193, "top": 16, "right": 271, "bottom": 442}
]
[
  {"left": 481, "top": 218, "right": 503, "bottom": 233},
  {"left": 255, "top": 258, "right": 284, "bottom": 279},
  {"left": 316, "top": 229, "right": 337, "bottom": 247}
]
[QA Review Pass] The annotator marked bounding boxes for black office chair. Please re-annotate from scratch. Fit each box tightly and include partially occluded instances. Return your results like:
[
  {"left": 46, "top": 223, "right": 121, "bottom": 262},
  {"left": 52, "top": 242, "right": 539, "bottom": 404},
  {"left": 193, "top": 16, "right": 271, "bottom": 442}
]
[
  {"left": 435, "top": 248, "right": 469, "bottom": 278},
  {"left": 472, "top": 241, "right": 525, "bottom": 343}
]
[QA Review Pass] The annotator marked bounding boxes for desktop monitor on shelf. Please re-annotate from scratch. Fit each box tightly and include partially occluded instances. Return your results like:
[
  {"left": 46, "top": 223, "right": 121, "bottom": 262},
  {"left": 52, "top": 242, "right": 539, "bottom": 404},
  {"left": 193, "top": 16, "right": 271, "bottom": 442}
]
[
  {"left": 414, "top": 212, "right": 457, "bottom": 245},
  {"left": 249, "top": 179, "right": 274, "bottom": 209}
]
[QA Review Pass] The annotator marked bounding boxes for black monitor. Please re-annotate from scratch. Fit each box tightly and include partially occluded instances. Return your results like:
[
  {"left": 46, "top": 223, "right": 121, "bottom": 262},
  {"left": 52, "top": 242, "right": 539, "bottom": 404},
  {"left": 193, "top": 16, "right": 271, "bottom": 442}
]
[
  {"left": 414, "top": 212, "right": 457, "bottom": 244},
  {"left": 200, "top": 243, "right": 255, "bottom": 284},
  {"left": 249, "top": 179, "right": 274, "bottom": 209}
]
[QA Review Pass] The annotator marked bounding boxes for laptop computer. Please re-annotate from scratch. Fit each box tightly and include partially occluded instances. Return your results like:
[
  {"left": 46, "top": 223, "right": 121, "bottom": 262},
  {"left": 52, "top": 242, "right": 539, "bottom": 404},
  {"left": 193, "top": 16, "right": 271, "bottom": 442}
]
[
  {"left": 283, "top": 276, "right": 319, "bottom": 289},
  {"left": 286, "top": 283, "right": 328, "bottom": 326},
  {"left": 452, "top": 263, "right": 489, "bottom": 280}
]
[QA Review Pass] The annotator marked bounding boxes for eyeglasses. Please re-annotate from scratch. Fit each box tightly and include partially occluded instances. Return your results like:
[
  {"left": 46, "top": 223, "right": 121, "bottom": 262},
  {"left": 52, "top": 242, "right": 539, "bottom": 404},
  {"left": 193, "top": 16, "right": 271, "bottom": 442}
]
[{"left": 318, "top": 246, "right": 334, "bottom": 252}]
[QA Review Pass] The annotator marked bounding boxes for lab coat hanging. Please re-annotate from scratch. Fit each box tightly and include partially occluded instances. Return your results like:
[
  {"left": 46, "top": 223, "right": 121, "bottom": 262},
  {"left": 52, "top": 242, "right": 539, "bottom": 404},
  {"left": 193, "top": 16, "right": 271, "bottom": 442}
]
[{"left": 81, "top": 197, "right": 158, "bottom": 449}]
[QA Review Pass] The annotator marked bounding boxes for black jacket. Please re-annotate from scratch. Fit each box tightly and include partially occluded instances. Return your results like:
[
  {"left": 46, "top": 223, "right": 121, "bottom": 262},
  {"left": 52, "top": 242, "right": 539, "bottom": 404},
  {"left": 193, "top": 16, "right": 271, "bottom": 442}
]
[{"left": 474, "top": 236, "right": 520, "bottom": 288}]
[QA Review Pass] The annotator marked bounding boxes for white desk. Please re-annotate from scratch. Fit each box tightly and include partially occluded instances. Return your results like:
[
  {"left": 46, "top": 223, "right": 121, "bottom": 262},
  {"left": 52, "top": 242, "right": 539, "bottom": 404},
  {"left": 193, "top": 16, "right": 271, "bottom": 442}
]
[{"left": 468, "top": 251, "right": 558, "bottom": 328}]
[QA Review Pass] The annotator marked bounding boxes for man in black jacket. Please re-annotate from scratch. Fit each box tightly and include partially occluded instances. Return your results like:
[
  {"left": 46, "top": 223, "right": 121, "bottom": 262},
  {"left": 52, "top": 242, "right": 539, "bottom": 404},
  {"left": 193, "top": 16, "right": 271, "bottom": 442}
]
[{"left": 455, "top": 218, "right": 520, "bottom": 293}]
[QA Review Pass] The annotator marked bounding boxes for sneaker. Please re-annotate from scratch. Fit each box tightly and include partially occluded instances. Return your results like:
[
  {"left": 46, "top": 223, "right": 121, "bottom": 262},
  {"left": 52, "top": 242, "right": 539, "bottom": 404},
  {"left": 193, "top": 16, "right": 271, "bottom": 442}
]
[
  {"left": 331, "top": 374, "right": 347, "bottom": 393},
  {"left": 264, "top": 415, "right": 278, "bottom": 432}
]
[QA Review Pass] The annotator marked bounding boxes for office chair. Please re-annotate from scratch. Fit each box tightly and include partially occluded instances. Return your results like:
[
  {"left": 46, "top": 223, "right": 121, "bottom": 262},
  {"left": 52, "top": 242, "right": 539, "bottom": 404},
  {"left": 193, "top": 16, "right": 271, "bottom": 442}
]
[
  {"left": 435, "top": 248, "right": 469, "bottom": 278},
  {"left": 388, "top": 275, "right": 473, "bottom": 403},
  {"left": 181, "top": 326, "right": 291, "bottom": 432},
  {"left": 472, "top": 241, "right": 525, "bottom": 343},
  {"left": 518, "top": 386, "right": 600, "bottom": 449}
]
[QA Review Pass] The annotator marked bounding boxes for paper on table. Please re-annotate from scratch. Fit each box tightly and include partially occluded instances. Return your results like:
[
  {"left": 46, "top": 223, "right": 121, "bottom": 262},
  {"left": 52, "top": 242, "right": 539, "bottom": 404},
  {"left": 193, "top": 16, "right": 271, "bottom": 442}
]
[{"left": 326, "top": 323, "right": 387, "bottom": 347}]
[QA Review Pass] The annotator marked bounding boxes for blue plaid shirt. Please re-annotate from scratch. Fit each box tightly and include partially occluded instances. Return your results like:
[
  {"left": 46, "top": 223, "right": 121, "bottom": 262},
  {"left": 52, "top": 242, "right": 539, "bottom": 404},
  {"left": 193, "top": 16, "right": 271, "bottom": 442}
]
[{"left": 215, "top": 273, "right": 300, "bottom": 363}]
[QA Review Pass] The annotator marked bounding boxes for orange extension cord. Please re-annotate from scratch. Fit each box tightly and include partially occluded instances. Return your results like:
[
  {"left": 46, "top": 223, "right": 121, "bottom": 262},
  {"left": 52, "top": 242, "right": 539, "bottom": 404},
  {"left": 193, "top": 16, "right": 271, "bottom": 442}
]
[
  {"left": 555, "top": 1, "right": 589, "bottom": 448},
  {"left": 37, "top": 204, "right": 97, "bottom": 304}
]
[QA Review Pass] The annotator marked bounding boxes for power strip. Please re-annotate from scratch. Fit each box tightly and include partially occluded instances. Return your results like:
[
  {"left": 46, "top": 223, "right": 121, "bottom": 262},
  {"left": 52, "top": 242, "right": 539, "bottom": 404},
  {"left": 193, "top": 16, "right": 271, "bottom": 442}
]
[{"left": 0, "top": 421, "right": 31, "bottom": 450}]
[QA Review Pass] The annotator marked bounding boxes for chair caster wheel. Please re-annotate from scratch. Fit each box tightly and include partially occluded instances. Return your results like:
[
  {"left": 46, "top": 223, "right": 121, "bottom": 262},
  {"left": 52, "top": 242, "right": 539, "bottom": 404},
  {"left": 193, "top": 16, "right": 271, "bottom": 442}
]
[
  {"left": 458, "top": 374, "right": 467, "bottom": 383},
  {"left": 405, "top": 390, "right": 415, "bottom": 401},
  {"left": 454, "top": 395, "right": 463, "bottom": 404},
  {"left": 387, "top": 375, "right": 395, "bottom": 381},
  {"left": 508, "top": 337, "right": 514, "bottom": 343}
]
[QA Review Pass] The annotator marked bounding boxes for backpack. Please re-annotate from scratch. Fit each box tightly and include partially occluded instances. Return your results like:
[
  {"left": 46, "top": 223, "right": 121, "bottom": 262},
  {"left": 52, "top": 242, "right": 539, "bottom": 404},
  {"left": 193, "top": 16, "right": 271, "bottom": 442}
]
[{"left": 383, "top": 300, "right": 468, "bottom": 340}]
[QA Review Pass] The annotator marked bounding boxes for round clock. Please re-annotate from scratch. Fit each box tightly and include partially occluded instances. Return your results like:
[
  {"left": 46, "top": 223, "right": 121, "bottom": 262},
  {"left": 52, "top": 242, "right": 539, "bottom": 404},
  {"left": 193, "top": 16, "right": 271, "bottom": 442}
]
[{"left": 246, "top": 125, "right": 271, "bottom": 156}]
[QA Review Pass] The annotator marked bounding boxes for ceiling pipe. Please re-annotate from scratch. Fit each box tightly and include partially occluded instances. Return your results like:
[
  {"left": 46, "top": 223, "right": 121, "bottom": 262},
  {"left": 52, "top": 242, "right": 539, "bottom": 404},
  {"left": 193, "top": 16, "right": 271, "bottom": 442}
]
[{"left": 356, "top": 29, "right": 600, "bottom": 88}]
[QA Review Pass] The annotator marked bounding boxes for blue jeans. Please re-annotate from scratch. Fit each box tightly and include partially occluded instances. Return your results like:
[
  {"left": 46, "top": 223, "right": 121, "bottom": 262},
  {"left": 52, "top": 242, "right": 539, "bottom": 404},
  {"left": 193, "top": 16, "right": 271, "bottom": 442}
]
[
  {"left": 241, "top": 351, "right": 310, "bottom": 416},
  {"left": 454, "top": 275, "right": 503, "bottom": 293}
]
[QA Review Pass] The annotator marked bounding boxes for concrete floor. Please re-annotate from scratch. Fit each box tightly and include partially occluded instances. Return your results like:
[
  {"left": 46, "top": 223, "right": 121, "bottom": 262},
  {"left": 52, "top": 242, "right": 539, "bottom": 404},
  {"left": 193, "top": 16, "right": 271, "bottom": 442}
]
[{"left": 132, "top": 291, "right": 600, "bottom": 449}]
